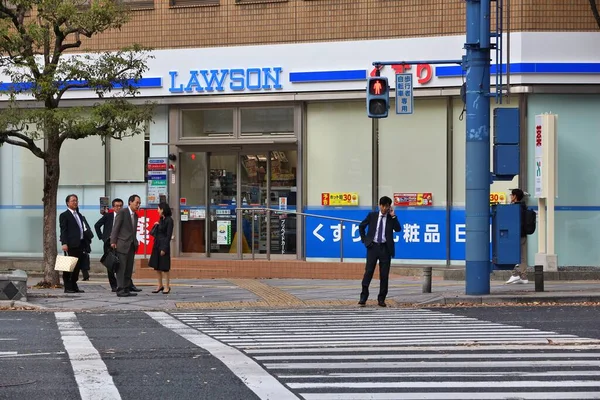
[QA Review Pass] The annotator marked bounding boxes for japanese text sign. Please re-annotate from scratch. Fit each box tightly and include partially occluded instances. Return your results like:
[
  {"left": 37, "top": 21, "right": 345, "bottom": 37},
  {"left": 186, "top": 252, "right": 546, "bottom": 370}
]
[
  {"left": 135, "top": 208, "right": 160, "bottom": 256},
  {"left": 396, "top": 73, "right": 413, "bottom": 115},
  {"left": 394, "top": 193, "right": 432, "bottom": 207},
  {"left": 489, "top": 192, "right": 507, "bottom": 205},
  {"left": 321, "top": 192, "right": 359, "bottom": 206}
]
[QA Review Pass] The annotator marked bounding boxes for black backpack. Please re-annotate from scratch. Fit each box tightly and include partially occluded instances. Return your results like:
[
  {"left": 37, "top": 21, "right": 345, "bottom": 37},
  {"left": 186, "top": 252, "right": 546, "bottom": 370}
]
[{"left": 524, "top": 208, "right": 536, "bottom": 235}]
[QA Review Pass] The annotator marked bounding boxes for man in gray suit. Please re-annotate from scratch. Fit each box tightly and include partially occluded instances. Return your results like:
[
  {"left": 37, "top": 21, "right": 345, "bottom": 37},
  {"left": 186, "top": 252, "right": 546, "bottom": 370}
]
[{"left": 110, "top": 194, "right": 141, "bottom": 297}]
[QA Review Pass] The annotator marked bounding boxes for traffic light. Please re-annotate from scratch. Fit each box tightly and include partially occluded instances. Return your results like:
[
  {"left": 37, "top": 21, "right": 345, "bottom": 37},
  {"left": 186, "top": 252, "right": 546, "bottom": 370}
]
[{"left": 366, "top": 77, "right": 389, "bottom": 118}]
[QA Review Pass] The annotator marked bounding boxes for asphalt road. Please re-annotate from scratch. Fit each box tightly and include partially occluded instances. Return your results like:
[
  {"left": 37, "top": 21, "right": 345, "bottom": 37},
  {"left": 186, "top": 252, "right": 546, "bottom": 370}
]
[
  {"left": 1, "top": 306, "right": 600, "bottom": 400},
  {"left": 437, "top": 305, "right": 600, "bottom": 340}
]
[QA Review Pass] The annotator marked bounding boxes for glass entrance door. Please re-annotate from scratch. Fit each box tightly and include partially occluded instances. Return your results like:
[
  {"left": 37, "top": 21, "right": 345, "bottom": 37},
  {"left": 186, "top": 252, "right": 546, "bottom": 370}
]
[
  {"left": 208, "top": 154, "right": 237, "bottom": 255},
  {"left": 203, "top": 150, "right": 298, "bottom": 258}
]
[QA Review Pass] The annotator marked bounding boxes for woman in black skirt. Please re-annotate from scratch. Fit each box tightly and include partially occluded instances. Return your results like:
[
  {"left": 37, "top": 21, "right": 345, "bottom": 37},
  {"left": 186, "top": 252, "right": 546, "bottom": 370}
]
[{"left": 149, "top": 202, "right": 174, "bottom": 294}]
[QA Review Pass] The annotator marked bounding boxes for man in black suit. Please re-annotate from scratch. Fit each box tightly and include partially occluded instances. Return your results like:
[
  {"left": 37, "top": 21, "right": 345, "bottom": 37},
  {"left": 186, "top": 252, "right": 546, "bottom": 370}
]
[
  {"left": 358, "top": 196, "right": 401, "bottom": 307},
  {"left": 59, "top": 194, "right": 89, "bottom": 294},
  {"left": 110, "top": 194, "right": 141, "bottom": 297},
  {"left": 96, "top": 198, "right": 142, "bottom": 293}
]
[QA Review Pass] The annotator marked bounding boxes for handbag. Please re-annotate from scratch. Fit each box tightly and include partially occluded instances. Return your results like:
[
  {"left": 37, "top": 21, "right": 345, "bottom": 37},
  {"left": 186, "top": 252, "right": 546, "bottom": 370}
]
[
  {"left": 55, "top": 254, "right": 79, "bottom": 272},
  {"left": 149, "top": 224, "right": 158, "bottom": 237},
  {"left": 101, "top": 249, "right": 120, "bottom": 274},
  {"left": 79, "top": 253, "right": 91, "bottom": 271}
]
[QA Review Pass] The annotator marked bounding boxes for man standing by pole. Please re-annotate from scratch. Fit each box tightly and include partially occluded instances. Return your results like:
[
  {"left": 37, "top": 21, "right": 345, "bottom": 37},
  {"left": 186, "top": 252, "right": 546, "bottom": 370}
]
[{"left": 358, "top": 196, "right": 401, "bottom": 307}]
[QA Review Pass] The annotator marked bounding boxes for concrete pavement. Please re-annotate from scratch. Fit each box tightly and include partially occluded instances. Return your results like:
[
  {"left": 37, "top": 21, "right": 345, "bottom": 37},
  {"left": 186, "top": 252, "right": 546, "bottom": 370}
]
[{"left": 3, "top": 275, "right": 600, "bottom": 311}]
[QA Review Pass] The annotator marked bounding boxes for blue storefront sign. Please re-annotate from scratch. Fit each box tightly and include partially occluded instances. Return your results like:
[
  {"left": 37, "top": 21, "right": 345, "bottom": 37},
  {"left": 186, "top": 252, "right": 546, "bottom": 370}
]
[
  {"left": 168, "top": 67, "right": 283, "bottom": 93},
  {"left": 304, "top": 207, "right": 489, "bottom": 261}
]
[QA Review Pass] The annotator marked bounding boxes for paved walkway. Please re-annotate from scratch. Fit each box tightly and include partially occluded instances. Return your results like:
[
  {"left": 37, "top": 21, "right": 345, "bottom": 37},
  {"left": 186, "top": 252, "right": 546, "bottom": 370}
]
[{"left": 5, "top": 276, "right": 600, "bottom": 311}]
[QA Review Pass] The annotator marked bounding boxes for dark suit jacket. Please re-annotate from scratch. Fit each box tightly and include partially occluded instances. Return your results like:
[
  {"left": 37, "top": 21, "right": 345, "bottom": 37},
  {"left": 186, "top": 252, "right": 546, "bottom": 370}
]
[
  {"left": 95, "top": 212, "right": 115, "bottom": 242},
  {"left": 110, "top": 207, "right": 139, "bottom": 254},
  {"left": 359, "top": 211, "right": 402, "bottom": 258},
  {"left": 60, "top": 209, "right": 91, "bottom": 249}
]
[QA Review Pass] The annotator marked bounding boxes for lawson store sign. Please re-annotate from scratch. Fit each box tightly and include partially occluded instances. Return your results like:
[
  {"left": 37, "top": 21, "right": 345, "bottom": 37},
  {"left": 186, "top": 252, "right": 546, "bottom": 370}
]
[
  {"left": 3, "top": 32, "right": 600, "bottom": 99},
  {"left": 303, "top": 207, "right": 490, "bottom": 261}
]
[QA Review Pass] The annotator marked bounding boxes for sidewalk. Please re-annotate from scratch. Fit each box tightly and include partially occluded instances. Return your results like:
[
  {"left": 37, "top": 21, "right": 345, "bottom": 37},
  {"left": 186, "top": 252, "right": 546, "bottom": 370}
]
[{"left": 4, "top": 276, "right": 600, "bottom": 311}]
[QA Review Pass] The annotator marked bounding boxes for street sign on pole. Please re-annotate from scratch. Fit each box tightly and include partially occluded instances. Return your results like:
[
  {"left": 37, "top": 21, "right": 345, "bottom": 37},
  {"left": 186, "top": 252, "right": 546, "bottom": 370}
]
[{"left": 396, "top": 73, "right": 413, "bottom": 115}]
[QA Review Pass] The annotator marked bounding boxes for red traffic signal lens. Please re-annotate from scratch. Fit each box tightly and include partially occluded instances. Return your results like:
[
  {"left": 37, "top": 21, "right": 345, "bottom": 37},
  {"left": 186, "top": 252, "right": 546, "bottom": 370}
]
[{"left": 368, "top": 79, "right": 386, "bottom": 95}]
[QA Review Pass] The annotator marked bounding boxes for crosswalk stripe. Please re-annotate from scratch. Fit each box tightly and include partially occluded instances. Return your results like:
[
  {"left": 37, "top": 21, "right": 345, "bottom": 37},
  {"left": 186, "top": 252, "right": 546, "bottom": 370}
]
[
  {"left": 289, "top": 380, "right": 600, "bottom": 389},
  {"left": 300, "top": 393, "right": 600, "bottom": 400},
  {"left": 146, "top": 311, "right": 298, "bottom": 400},
  {"left": 264, "top": 360, "right": 600, "bottom": 369},
  {"left": 243, "top": 344, "right": 600, "bottom": 353},
  {"left": 55, "top": 312, "right": 121, "bottom": 400},
  {"left": 255, "top": 352, "right": 600, "bottom": 360},
  {"left": 279, "top": 371, "right": 600, "bottom": 378}
]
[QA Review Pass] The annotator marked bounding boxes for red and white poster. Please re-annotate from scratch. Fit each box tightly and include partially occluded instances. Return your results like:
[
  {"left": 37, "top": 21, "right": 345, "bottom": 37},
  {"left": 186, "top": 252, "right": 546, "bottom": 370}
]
[{"left": 135, "top": 208, "right": 160, "bottom": 256}]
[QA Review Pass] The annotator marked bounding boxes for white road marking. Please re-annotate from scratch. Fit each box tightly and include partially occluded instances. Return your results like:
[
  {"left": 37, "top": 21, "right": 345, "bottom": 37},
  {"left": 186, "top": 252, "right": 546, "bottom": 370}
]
[
  {"left": 300, "top": 393, "right": 600, "bottom": 400},
  {"left": 146, "top": 311, "right": 299, "bottom": 400},
  {"left": 55, "top": 312, "right": 121, "bottom": 400}
]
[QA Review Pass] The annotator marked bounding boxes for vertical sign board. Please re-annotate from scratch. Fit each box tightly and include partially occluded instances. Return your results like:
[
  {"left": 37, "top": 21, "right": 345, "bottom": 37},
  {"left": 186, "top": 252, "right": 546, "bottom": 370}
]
[
  {"left": 396, "top": 73, "right": 414, "bottom": 115},
  {"left": 147, "top": 158, "right": 168, "bottom": 205},
  {"left": 534, "top": 114, "right": 558, "bottom": 198}
]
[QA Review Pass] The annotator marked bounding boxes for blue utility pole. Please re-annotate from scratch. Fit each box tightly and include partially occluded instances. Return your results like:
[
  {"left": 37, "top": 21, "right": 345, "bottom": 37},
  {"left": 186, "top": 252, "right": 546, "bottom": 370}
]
[
  {"left": 372, "top": 0, "right": 498, "bottom": 295},
  {"left": 465, "top": 0, "right": 492, "bottom": 295}
]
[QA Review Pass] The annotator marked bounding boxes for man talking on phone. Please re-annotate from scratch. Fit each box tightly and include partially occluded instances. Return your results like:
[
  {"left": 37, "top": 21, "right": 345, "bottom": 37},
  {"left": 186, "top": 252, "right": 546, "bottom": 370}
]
[{"left": 358, "top": 196, "right": 401, "bottom": 307}]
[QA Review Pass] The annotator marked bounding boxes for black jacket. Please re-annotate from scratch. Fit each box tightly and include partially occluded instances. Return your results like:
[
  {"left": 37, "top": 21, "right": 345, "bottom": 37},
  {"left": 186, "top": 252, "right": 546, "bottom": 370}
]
[
  {"left": 94, "top": 212, "right": 115, "bottom": 242},
  {"left": 359, "top": 211, "right": 402, "bottom": 258},
  {"left": 152, "top": 216, "right": 174, "bottom": 253},
  {"left": 60, "top": 209, "right": 94, "bottom": 249}
]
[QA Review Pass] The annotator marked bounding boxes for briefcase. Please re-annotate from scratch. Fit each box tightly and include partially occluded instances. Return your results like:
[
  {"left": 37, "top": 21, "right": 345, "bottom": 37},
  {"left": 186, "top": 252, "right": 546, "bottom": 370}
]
[
  {"left": 101, "top": 250, "right": 120, "bottom": 273},
  {"left": 54, "top": 254, "right": 79, "bottom": 272}
]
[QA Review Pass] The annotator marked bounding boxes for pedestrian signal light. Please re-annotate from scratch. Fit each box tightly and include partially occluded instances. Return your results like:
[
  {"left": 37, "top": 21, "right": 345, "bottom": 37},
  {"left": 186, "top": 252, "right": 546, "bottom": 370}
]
[{"left": 366, "top": 77, "right": 389, "bottom": 118}]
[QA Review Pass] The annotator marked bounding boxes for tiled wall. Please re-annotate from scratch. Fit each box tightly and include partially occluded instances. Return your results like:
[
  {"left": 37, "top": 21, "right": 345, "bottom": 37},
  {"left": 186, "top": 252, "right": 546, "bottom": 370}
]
[{"left": 77, "top": 0, "right": 599, "bottom": 52}]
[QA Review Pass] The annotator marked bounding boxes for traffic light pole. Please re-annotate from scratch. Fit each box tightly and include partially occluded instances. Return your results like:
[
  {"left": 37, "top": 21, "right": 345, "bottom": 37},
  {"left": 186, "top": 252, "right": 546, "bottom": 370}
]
[
  {"left": 464, "top": 0, "right": 491, "bottom": 295},
  {"left": 373, "top": 0, "right": 493, "bottom": 295}
]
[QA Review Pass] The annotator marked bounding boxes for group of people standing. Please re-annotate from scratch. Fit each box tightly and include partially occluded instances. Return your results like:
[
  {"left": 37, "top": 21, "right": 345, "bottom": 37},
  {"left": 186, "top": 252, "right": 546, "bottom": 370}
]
[{"left": 59, "top": 194, "right": 174, "bottom": 296}]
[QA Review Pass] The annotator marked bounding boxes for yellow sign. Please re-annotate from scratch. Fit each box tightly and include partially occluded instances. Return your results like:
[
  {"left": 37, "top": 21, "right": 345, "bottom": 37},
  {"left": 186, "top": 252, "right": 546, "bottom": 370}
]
[
  {"left": 490, "top": 192, "right": 507, "bottom": 205},
  {"left": 321, "top": 192, "right": 359, "bottom": 206}
]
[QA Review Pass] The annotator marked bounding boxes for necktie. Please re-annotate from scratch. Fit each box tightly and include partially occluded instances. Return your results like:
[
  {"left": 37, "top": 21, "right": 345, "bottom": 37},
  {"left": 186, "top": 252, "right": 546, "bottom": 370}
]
[
  {"left": 74, "top": 212, "right": 83, "bottom": 239},
  {"left": 376, "top": 215, "right": 384, "bottom": 243}
]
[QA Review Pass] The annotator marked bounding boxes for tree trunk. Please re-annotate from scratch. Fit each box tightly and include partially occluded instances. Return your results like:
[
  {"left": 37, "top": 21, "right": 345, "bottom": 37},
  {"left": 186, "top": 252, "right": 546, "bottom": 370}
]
[
  {"left": 591, "top": 0, "right": 600, "bottom": 29},
  {"left": 42, "top": 145, "right": 61, "bottom": 286}
]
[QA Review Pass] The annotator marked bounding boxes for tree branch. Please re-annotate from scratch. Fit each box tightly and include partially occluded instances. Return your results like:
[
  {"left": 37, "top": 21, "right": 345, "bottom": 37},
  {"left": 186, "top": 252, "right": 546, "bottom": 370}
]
[
  {"left": 590, "top": 0, "right": 600, "bottom": 29},
  {"left": 0, "top": 131, "right": 46, "bottom": 159}
]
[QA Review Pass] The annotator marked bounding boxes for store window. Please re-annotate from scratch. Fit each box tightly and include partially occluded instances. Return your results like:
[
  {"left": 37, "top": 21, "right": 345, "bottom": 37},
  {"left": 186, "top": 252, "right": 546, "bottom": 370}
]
[
  {"left": 240, "top": 107, "right": 294, "bottom": 137},
  {"left": 181, "top": 109, "right": 234, "bottom": 138}
]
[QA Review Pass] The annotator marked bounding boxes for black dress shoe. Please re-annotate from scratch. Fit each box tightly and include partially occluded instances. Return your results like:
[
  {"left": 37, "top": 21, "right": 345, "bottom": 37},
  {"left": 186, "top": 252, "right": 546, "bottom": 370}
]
[
  {"left": 75, "top": 289, "right": 85, "bottom": 293},
  {"left": 378, "top": 301, "right": 387, "bottom": 307},
  {"left": 129, "top": 286, "right": 142, "bottom": 292},
  {"left": 117, "top": 292, "right": 131, "bottom": 297},
  {"left": 64, "top": 289, "right": 77, "bottom": 294},
  {"left": 111, "top": 287, "right": 117, "bottom": 292},
  {"left": 127, "top": 291, "right": 137, "bottom": 296},
  {"left": 358, "top": 301, "right": 366, "bottom": 307},
  {"left": 82, "top": 278, "right": 89, "bottom": 281}
]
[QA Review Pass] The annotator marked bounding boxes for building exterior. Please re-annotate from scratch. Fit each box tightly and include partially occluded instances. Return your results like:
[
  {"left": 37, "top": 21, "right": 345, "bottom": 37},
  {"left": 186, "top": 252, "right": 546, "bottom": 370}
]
[{"left": 1, "top": 0, "right": 600, "bottom": 270}]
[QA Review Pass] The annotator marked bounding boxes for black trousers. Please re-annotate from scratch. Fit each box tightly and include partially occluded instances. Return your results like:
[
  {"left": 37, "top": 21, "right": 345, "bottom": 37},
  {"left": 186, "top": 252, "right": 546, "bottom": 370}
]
[
  {"left": 103, "top": 240, "right": 118, "bottom": 289},
  {"left": 360, "top": 243, "right": 391, "bottom": 302},
  {"left": 63, "top": 241, "right": 85, "bottom": 292}
]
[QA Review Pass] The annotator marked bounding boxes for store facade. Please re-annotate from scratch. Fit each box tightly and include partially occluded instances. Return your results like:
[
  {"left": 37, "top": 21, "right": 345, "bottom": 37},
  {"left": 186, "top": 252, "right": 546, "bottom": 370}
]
[{"left": 2, "top": 32, "right": 600, "bottom": 267}]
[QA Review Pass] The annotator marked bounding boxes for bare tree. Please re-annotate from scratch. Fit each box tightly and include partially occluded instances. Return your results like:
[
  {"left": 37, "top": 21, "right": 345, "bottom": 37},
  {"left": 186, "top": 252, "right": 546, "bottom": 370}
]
[{"left": 0, "top": 0, "right": 155, "bottom": 286}]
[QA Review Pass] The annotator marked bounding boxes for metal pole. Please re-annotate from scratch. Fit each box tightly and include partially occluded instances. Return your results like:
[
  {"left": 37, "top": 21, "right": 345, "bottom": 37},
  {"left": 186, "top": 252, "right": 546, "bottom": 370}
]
[
  {"left": 534, "top": 264, "right": 544, "bottom": 292},
  {"left": 372, "top": 118, "right": 379, "bottom": 207},
  {"left": 465, "top": 0, "right": 492, "bottom": 295},
  {"left": 422, "top": 267, "right": 432, "bottom": 293},
  {"left": 251, "top": 209, "right": 255, "bottom": 260},
  {"left": 266, "top": 209, "right": 271, "bottom": 261},
  {"left": 340, "top": 220, "right": 344, "bottom": 263}
]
